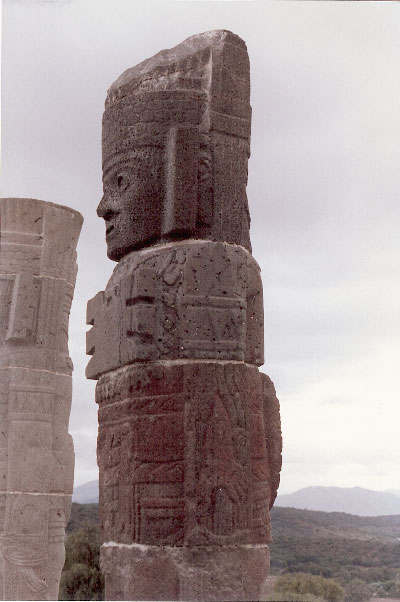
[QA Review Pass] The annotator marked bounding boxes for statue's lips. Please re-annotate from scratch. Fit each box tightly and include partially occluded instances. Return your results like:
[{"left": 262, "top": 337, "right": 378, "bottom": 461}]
[{"left": 106, "top": 224, "right": 115, "bottom": 237}]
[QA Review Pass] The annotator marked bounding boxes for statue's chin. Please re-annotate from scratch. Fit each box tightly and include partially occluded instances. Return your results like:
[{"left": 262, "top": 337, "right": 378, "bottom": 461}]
[
  {"left": 106, "top": 244, "right": 123, "bottom": 262},
  {"left": 105, "top": 228, "right": 128, "bottom": 261}
]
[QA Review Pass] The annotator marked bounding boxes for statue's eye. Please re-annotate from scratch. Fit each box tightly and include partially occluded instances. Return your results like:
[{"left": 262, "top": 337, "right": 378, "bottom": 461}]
[{"left": 117, "top": 173, "right": 129, "bottom": 191}]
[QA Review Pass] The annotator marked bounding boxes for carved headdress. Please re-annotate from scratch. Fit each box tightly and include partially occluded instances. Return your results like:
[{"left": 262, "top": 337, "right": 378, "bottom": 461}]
[{"left": 102, "top": 30, "right": 252, "bottom": 250}]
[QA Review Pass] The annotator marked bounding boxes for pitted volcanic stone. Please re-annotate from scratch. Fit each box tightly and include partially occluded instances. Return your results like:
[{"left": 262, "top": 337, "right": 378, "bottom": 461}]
[
  {"left": 98, "top": 30, "right": 252, "bottom": 260},
  {"left": 96, "top": 361, "right": 281, "bottom": 547},
  {"left": 89, "top": 29, "right": 282, "bottom": 602},
  {"left": 86, "top": 240, "right": 264, "bottom": 379}
]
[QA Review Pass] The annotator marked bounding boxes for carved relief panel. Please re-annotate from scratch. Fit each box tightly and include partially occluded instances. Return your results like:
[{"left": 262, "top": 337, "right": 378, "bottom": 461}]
[
  {"left": 96, "top": 361, "right": 280, "bottom": 548},
  {"left": 89, "top": 29, "right": 282, "bottom": 602},
  {"left": 0, "top": 198, "right": 82, "bottom": 601},
  {"left": 87, "top": 241, "right": 264, "bottom": 379}
]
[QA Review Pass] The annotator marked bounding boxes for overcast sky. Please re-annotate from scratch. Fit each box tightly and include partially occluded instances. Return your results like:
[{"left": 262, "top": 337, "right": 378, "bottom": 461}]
[{"left": 2, "top": 0, "right": 399, "bottom": 495}]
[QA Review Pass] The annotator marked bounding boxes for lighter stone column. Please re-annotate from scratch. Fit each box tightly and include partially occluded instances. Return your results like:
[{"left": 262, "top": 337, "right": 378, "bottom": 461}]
[
  {"left": 0, "top": 198, "right": 83, "bottom": 601},
  {"left": 87, "top": 30, "right": 282, "bottom": 601}
]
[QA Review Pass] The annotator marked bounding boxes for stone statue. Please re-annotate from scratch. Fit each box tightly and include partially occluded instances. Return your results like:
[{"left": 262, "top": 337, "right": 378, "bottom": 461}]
[
  {"left": 0, "top": 198, "right": 83, "bottom": 600},
  {"left": 87, "top": 30, "right": 282, "bottom": 601}
]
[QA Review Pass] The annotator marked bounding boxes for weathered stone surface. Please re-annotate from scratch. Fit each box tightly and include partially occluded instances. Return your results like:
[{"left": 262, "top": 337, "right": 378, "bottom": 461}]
[
  {"left": 262, "top": 373, "right": 282, "bottom": 509},
  {"left": 101, "top": 544, "right": 270, "bottom": 602},
  {"left": 96, "top": 362, "right": 280, "bottom": 548},
  {"left": 0, "top": 198, "right": 83, "bottom": 600},
  {"left": 86, "top": 240, "right": 264, "bottom": 379},
  {"left": 98, "top": 29, "right": 251, "bottom": 260},
  {"left": 89, "top": 30, "right": 282, "bottom": 601}
]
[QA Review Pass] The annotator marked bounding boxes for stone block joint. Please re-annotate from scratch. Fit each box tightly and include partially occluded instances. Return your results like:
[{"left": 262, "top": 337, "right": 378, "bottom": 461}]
[
  {"left": 0, "top": 197, "right": 83, "bottom": 600},
  {"left": 88, "top": 29, "right": 282, "bottom": 601}
]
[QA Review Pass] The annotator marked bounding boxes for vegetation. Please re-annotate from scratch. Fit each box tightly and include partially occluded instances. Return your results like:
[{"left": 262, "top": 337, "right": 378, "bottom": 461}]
[
  {"left": 66, "top": 503, "right": 99, "bottom": 534},
  {"left": 270, "top": 506, "right": 400, "bottom": 541},
  {"left": 343, "top": 578, "right": 373, "bottom": 602},
  {"left": 269, "top": 507, "right": 400, "bottom": 599},
  {"left": 59, "top": 522, "right": 104, "bottom": 601},
  {"left": 264, "top": 592, "right": 324, "bottom": 602},
  {"left": 61, "top": 503, "right": 400, "bottom": 600},
  {"left": 271, "top": 572, "right": 344, "bottom": 601}
]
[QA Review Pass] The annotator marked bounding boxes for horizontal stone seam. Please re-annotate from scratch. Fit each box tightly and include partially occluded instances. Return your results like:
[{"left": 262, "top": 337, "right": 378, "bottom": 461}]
[
  {"left": 99, "top": 358, "right": 262, "bottom": 371},
  {"left": 102, "top": 542, "right": 269, "bottom": 551},
  {"left": 121, "top": 238, "right": 259, "bottom": 266},
  {"left": 95, "top": 358, "right": 264, "bottom": 382},
  {"left": 0, "top": 491, "right": 72, "bottom": 497},
  {"left": 0, "top": 271, "right": 76, "bottom": 287},
  {"left": 0, "top": 367, "right": 72, "bottom": 377}
]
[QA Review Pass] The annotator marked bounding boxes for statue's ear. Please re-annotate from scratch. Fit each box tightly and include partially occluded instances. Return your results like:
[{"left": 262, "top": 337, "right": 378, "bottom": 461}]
[{"left": 162, "top": 125, "right": 200, "bottom": 238}]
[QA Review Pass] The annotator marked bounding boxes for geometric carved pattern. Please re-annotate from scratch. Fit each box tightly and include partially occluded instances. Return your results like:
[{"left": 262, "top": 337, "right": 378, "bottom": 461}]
[
  {"left": 86, "top": 241, "right": 264, "bottom": 379},
  {"left": 96, "top": 362, "right": 280, "bottom": 549},
  {"left": 0, "top": 198, "right": 82, "bottom": 600},
  {"left": 89, "top": 30, "right": 282, "bottom": 601}
]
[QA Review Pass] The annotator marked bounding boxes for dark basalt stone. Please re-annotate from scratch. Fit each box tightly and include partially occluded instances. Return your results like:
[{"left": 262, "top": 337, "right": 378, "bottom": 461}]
[
  {"left": 98, "top": 30, "right": 252, "bottom": 260},
  {"left": 86, "top": 241, "right": 264, "bottom": 380},
  {"left": 88, "top": 30, "right": 282, "bottom": 601}
]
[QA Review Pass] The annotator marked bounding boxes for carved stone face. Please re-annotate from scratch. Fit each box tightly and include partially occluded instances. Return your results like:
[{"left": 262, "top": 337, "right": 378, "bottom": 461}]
[{"left": 97, "top": 149, "right": 164, "bottom": 261}]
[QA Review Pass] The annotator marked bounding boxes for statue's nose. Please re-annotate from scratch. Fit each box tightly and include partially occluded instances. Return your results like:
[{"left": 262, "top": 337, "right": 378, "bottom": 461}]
[
  {"left": 97, "top": 195, "right": 114, "bottom": 219},
  {"left": 97, "top": 195, "right": 107, "bottom": 218}
]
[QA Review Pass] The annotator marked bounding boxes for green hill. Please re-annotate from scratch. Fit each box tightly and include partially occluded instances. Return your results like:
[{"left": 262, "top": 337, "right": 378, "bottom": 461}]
[
  {"left": 269, "top": 506, "right": 400, "bottom": 588},
  {"left": 270, "top": 506, "right": 400, "bottom": 541},
  {"left": 67, "top": 502, "right": 99, "bottom": 534},
  {"left": 66, "top": 504, "right": 400, "bottom": 597}
]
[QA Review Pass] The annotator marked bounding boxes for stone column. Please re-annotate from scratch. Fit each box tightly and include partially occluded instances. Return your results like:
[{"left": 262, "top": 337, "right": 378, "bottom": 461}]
[
  {"left": 87, "top": 30, "right": 282, "bottom": 601},
  {"left": 0, "top": 198, "right": 83, "bottom": 601}
]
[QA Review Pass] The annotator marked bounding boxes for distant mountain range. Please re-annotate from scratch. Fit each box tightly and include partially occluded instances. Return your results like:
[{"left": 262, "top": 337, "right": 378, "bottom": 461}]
[
  {"left": 275, "top": 486, "right": 400, "bottom": 516},
  {"left": 72, "top": 479, "right": 99, "bottom": 503},
  {"left": 73, "top": 481, "right": 400, "bottom": 516}
]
